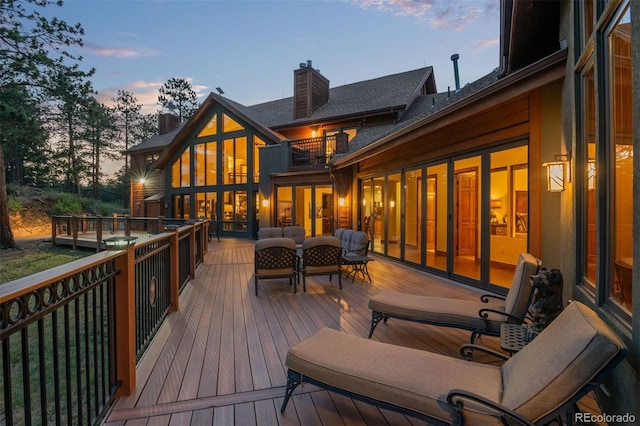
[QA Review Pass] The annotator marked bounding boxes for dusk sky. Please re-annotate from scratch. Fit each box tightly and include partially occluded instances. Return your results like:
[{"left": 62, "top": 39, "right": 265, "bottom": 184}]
[{"left": 53, "top": 0, "right": 500, "bottom": 113}]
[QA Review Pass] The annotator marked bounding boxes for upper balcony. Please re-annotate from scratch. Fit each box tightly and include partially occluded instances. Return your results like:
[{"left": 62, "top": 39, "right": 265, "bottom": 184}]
[{"left": 288, "top": 133, "right": 348, "bottom": 169}]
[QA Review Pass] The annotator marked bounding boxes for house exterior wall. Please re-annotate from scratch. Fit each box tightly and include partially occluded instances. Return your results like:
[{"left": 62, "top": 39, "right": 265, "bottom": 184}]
[{"left": 561, "top": 0, "right": 637, "bottom": 418}]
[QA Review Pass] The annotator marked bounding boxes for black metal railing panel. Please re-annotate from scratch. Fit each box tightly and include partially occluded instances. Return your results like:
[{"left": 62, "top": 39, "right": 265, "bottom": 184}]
[
  {"left": 0, "top": 257, "right": 119, "bottom": 425},
  {"left": 178, "top": 229, "right": 192, "bottom": 292},
  {"left": 134, "top": 237, "right": 172, "bottom": 360},
  {"left": 289, "top": 135, "right": 337, "bottom": 167}
]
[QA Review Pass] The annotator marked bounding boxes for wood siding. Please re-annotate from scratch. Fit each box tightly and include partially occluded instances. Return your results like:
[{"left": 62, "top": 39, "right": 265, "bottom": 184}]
[{"left": 358, "top": 95, "right": 532, "bottom": 177}]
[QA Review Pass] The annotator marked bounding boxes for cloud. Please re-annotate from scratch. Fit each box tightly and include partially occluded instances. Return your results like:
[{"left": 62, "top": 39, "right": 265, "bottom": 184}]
[
  {"left": 354, "top": 0, "right": 498, "bottom": 31},
  {"left": 83, "top": 42, "right": 160, "bottom": 58},
  {"left": 472, "top": 37, "right": 499, "bottom": 52}
]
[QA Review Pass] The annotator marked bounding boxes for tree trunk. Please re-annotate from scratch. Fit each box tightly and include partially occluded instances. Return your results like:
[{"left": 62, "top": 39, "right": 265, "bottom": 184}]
[{"left": 0, "top": 140, "right": 17, "bottom": 249}]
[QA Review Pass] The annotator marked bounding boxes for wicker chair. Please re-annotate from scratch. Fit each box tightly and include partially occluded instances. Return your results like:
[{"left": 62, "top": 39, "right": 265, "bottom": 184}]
[
  {"left": 300, "top": 236, "right": 342, "bottom": 291},
  {"left": 254, "top": 238, "right": 299, "bottom": 295}
]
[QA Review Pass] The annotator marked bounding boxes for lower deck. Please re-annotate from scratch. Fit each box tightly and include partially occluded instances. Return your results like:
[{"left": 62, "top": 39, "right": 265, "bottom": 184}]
[{"left": 102, "top": 239, "right": 601, "bottom": 425}]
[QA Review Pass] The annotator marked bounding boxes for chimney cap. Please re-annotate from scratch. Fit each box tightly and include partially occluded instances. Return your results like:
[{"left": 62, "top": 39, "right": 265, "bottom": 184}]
[{"left": 451, "top": 53, "right": 459, "bottom": 60}]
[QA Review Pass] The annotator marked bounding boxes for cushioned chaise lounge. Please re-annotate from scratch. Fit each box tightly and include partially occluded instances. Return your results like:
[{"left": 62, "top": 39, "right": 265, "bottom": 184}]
[
  {"left": 368, "top": 252, "right": 541, "bottom": 342},
  {"left": 281, "top": 301, "right": 627, "bottom": 425}
]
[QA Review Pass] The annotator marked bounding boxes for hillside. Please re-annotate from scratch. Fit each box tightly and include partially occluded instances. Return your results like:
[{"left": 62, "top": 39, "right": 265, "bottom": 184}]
[{"left": 10, "top": 208, "right": 51, "bottom": 238}]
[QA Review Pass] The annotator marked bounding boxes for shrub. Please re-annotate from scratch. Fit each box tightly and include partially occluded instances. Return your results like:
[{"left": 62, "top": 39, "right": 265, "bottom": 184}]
[
  {"left": 49, "top": 194, "right": 83, "bottom": 216},
  {"left": 7, "top": 197, "right": 22, "bottom": 213}
]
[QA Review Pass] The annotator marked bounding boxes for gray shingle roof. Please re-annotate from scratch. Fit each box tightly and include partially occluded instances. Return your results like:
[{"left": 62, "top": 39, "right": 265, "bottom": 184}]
[
  {"left": 238, "top": 67, "right": 433, "bottom": 128},
  {"left": 126, "top": 125, "right": 184, "bottom": 153},
  {"left": 332, "top": 70, "right": 500, "bottom": 159}
]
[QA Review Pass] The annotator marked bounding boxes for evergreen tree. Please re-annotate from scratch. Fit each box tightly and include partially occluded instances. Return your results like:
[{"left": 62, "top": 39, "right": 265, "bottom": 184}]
[
  {"left": 0, "top": 0, "right": 92, "bottom": 248},
  {"left": 158, "top": 77, "right": 199, "bottom": 122}
]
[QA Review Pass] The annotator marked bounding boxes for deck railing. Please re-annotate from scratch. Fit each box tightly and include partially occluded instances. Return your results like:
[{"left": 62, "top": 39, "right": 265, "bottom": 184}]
[
  {"left": 0, "top": 222, "right": 208, "bottom": 424},
  {"left": 289, "top": 135, "right": 337, "bottom": 167}
]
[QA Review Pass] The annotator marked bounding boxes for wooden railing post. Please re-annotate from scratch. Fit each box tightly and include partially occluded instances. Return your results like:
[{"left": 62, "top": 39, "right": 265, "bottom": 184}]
[
  {"left": 96, "top": 216, "right": 103, "bottom": 252},
  {"left": 189, "top": 225, "right": 196, "bottom": 279},
  {"left": 72, "top": 215, "right": 78, "bottom": 251},
  {"left": 169, "top": 228, "right": 180, "bottom": 312},
  {"left": 51, "top": 216, "right": 57, "bottom": 246},
  {"left": 112, "top": 213, "right": 118, "bottom": 234},
  {"left": 114, "top": 245, "right": 136, "bottom": 396},
  {"left": 125, "top": 215, "right": 131, "bottom": 236},
  {"left": 203, "top": 221, "right": 209, "bottom": 255}
]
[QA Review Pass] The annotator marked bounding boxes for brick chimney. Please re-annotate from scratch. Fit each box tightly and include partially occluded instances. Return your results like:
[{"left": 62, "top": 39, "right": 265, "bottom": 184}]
[
  {"left": 158, "top": 113, "right": 180, "bottom": 134},
  {"left": 293, "top": 60, "right": 329, "bottom": 120}
]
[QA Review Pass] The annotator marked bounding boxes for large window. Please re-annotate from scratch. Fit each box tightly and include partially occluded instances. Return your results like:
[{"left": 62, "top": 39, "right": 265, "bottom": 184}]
[
  {"left": 194, "top": 141, "right": 216, "bottom": 186},
  {"left": 171, "top": 147, "right": 190, "bottom": 188},
  {"left": 609, "top": 7, "right": 633, "bottom": 312},
  {"left": 578, "top": 2, "right": 632, "bottom": 316},
  {"left": 223, "top": 137, "right": 248, "bottom": 184}
]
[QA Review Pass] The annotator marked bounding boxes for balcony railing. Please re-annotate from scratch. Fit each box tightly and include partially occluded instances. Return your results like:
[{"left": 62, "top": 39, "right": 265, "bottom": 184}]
[
  {"left": 0, "top": 220, "right": 208, "bottom": 425},
  {"left": 289, "top": 135, "right": 337, "bottom": 167}
]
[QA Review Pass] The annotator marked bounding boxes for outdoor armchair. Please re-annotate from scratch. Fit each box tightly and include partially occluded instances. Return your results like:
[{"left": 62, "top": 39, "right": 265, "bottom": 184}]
[
  {"left": 281, "top": 301, "right": 627, "bottom": 425},
  {"left": 368, "top": 252, "right": 541, "bottom": 342},
  {"left": 254, "top": 237, "right": 298, "bottom": 295},
  {"left": 282, "top": 226, "right": 305, "bottom": 248},
  {"left": 300, "top": 236, "right": 342, "bottom": 292},
  {"left": 257, "top": 227, "right": 283, "bottom": 239}
]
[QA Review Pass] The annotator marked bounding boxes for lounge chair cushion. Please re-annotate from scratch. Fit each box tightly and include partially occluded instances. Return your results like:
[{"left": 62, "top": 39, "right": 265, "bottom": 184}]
[
  {"left": 503, "top": 253, "right": 542, "bottom": 320},
  {"left": 501, "top": 301, "right": 625, "bottom": 422},
  {"left": 286, "top": 328, "right": 504, "bottom": 424},
  {"left": 368, "top": 291, "right": 507, "bottom": 333}
]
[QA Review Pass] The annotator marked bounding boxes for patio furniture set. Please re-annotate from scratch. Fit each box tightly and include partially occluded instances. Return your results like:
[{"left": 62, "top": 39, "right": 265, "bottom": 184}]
[{"left": 253, "top": 226, "right": 374, "bottom": 296}]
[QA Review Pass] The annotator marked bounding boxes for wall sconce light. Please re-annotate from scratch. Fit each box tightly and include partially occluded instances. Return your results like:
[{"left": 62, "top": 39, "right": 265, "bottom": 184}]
[
  {"left": 338, "top": 197, "right": 345, "bottom": 207},
  {"left": 262, "top": 199, "right": 269, "bottom": 207},
  {"left": 389, "top": 200, "right": 395, "bottom": 208},
  {"left": 542, "top": 152, "right": 571, "bottom": 192},
  {"left": 587, "top": 160, "right": 596, "bottom": 191},
  {"left": 311, "top": 125, "right": 319, "bottom": 138},
  {"left": 139, "top": 177, "right": 146, "bottom": 185}
]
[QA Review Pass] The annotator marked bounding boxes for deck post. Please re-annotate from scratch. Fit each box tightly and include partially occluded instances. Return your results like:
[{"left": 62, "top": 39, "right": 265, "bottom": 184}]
[
  {"left": 72, "top": 215, "right": 78, "bottom": 250},
  {"left": 169, "top": 228, "right": 180, "bottom": 312},
  {"left": 51, "top": 216, "right": 57, "bottom": 246},
  {"left": 125, "top": 215, "right": 131, "bottom": 236},
  {"left": 190, "top": 224, "right": 196, "bottom": 279},
  {"left": 96, "top": 215, "right": 103, "bottom": 252},
  {"left": 114, "top": 244, "right": 137, "bottom": 396}
]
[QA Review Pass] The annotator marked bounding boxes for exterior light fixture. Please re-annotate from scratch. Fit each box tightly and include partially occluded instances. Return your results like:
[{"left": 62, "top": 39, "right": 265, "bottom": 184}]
[
  {"left": 103, "top": 236, "right": 137, "bottom": 250},
  {"left": 262, "top": 199, "right": 269, "bottom": 207},
  {"left": 542, "top": 152, "right": 572, "bottom": 192},
  {"left": 338, "top": 197, "right": 345, "bottom": 207},
  {"left": 139, "top": 177, "right": 146, "bottom": 184},
  {"left": 389, "top": 200, "right": 395, "bottom": 208},
  {"left": 311, "top": 125, "right": 319, "bottom": 138}
]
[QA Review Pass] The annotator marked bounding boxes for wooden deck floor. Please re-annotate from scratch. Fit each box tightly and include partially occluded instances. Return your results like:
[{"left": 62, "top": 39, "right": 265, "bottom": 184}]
[{"left": 102, "top": 239, "right": 601, "bottom": 425}]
